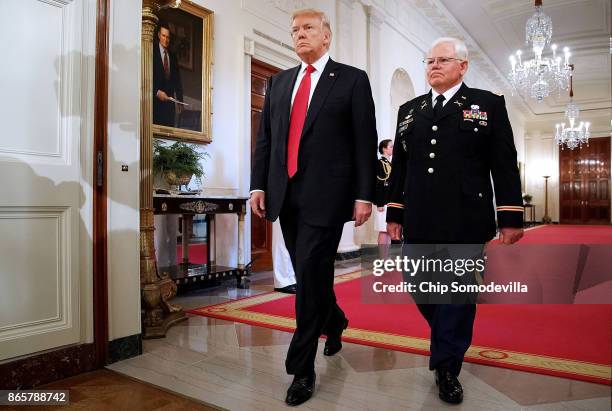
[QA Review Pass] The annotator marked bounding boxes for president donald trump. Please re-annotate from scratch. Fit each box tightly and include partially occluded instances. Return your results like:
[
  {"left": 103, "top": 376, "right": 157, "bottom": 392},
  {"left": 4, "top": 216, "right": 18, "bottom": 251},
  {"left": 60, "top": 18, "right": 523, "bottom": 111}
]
[{"left": 250, "top": 8, "right": 378, "bottom": 406}]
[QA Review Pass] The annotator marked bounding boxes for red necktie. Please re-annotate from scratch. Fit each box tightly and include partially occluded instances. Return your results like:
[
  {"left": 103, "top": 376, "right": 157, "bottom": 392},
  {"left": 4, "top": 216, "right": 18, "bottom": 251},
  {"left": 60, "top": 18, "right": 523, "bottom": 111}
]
[
  {"left": 163, "top": 50, "right": 169, "bottom": 78},
  {"left": 287, "top": 64, "right": 315, "bottom": 178}
]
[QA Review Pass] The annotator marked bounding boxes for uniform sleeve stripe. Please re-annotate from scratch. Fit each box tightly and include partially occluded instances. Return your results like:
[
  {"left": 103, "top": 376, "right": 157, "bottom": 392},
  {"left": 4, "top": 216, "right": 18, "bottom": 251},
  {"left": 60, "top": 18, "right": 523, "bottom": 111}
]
[
  {"left": 496, "top": 206, "right": 524, "bottom": 212},
  {"left": 387, "top": 202, "right": 404, "bottom": 209}
]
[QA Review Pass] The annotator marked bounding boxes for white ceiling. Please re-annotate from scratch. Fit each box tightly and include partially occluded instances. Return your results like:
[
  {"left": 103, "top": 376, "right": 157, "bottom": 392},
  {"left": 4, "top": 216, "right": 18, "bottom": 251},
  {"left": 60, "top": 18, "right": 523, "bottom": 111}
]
[{"left": 438, "top": 0, "right": 611, "bottom": 120}]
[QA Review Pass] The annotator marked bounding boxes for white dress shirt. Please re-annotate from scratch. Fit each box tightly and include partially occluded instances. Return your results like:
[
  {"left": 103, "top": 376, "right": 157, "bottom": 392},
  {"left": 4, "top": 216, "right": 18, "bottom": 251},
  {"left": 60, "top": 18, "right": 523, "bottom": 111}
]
[
  {"left": 431, "top": 81, "right": 463, "bottom": 107},
  {"left": 290, "top": 52, "right": 329, "bottom": 108},
  {"left": 159, "top": 43, "right": 170, "bottom": 72}
]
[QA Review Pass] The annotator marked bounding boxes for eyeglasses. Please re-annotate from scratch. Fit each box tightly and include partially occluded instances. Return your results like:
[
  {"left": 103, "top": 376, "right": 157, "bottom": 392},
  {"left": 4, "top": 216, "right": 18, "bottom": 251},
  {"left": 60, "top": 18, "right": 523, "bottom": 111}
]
[{"left": 422, "top": 57, "right": 464, "bottom": 67}]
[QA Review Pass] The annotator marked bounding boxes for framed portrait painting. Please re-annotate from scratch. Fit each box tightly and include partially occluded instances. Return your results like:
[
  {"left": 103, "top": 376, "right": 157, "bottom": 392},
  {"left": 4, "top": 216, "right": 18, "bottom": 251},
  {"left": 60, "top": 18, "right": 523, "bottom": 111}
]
[{"left": 152, "top": 1, "right": 213, "bottom": 143}]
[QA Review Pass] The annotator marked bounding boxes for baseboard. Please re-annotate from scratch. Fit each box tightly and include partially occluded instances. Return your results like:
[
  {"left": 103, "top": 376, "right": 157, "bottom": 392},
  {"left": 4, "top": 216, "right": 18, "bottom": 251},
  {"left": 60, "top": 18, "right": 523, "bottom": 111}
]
[
  {"left": 108, "top": 334, "right": 142, "bottom": 364},
  {"left": 0, "top": 343, "right": 96, "bottom": 390}
]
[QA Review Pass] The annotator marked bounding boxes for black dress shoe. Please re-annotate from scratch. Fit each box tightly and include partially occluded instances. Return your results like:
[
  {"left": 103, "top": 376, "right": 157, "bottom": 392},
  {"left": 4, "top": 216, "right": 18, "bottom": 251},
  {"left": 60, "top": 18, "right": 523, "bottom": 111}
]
[
  {"left": 274, "top": 284, "right": 297, "bottom": 294},
  {"left": 323, "top": 318, "right": 349, "bottom": 356},
  {"left": 285, "top": 372, "right": 315, "bottom": 406},
  {"left": 435, "top": 369, "right": 463, "bottom": 404}
]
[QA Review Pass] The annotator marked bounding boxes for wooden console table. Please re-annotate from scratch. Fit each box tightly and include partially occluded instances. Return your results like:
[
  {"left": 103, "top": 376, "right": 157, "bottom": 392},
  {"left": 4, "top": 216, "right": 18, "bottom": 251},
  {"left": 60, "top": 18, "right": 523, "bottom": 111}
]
[{"left": 153, "top": 194, "right": 250, "bottom": 292}]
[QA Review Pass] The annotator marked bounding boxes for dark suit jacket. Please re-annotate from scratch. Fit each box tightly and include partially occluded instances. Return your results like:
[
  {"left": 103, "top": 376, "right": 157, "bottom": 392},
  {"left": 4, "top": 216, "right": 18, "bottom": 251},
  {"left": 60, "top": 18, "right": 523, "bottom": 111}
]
[
  {"left": 386, "top": 83, "right": 523, "bottom": 243},
  {"left": 153, "top": 42, "right": 183, "bottom": 127},
  {"left": 250, "top": 58, "right": 378, "bottom": 227}
]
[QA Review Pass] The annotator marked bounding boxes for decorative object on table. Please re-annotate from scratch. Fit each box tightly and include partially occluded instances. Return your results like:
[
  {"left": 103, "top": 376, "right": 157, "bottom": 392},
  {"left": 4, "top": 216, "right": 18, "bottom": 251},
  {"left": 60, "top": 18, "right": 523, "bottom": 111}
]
[
  {"left": 522, "top": 193, "right": 533, "bottom": 205},
  {"left": 152, "top": 1, "right": 213, "bottom": 142},
  {"left": 554, "top": 65, "right": 590, "bottom": 150},
  {"left": 153, "top": 139, "right": 209, "bottom": 191},
  {"left": 542, "top": 175, "right": 552, "bottom": 224},
  {"left": 507, "top": 0, "right": 572, "bottom": 102}
]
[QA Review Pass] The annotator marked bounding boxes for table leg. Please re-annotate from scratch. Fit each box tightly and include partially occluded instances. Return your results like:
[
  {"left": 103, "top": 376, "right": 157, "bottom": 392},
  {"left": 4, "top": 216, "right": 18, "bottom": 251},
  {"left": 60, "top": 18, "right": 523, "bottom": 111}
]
[
  {"left": 181, "top": 214, "right": 192, "bottom": 265},
  {"left": 209, "top": 214, "right": 216, "bottom": 266},
  {"left": 238, "top": 211, "right": 245, "bottom": 270}
]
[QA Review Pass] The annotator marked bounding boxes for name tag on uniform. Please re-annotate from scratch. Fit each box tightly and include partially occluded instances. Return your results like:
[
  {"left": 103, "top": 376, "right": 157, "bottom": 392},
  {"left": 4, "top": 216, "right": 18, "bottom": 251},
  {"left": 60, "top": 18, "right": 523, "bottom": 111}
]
[{"left": 398, "top": 115, "right": 413, "bottom": 133}]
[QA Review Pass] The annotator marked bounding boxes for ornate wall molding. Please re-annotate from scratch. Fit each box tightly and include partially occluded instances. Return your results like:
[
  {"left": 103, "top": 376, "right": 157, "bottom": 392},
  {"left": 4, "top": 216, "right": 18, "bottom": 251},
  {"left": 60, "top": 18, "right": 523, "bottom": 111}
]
[
  {"left": 242, "top": 0, "right": 309, "bottom": 32},
  {"left": 357, "top": 0, "right": 531, "bottom": 121}
]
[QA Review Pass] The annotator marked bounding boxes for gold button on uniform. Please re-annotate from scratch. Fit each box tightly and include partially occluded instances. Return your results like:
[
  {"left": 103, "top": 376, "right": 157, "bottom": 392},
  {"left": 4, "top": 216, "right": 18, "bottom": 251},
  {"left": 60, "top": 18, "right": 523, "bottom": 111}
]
[
  {"left": 428, "top": 167, "right": 434, "bottom": 174},
  {"left": 478, "top": 193, "right": 483, "bottom": 198},
  {"left": 474, "top": 127, "right": 479, "bottom": 132},
  {"left": 432, "top": 125, "right": 438, "bottom": 131},
  {"left": 429, "top": 152, "right": 435, "bottom": 158},
  {"left": 431, "top": 139, "right": 437, "bottom": 145}
]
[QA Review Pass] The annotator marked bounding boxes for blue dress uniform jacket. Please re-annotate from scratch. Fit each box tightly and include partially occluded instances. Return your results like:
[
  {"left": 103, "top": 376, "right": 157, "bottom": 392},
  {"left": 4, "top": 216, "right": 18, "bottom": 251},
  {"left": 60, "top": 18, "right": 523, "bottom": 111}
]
[{"left": 386, "top": 83, "right": 523, "bottom": 243}]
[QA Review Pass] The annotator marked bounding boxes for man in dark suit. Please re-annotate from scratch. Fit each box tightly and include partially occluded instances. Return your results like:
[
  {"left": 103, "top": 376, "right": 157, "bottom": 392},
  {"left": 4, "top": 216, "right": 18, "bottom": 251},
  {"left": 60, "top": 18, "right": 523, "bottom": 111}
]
[
  {"left": 153, "top": 23, "right": 183, "bottom": 127},
  {"left": 250, "top": 8, "right": 377, "bottom": 406},
  {"left": 386, "top": 37, "right": 524, "bottom": 404}
]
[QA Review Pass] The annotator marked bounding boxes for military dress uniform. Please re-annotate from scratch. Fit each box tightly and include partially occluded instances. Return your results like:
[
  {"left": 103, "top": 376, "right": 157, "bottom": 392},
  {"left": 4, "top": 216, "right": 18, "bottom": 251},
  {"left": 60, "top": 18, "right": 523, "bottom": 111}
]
[
  {"left": 386, "top": 82, "right": 523, "bottom": 376},
  {"left": 374, "top": 156, "right": 392, "bottom": 232}
]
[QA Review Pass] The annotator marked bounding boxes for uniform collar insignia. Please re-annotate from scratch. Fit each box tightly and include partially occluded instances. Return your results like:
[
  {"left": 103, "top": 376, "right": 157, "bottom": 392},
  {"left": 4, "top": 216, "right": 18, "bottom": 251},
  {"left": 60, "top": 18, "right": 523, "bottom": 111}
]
[
  {"left": 409, "top": 108, "right": 414, "bottom": 114},
  {"left": 454, "top": 100, "right": 463, "bottom": 107},
  {"left": 461, "top": 95, "right": 467, "bottom": 100},
  {"left": 420, "top": 100, "right": 428, "bottom": 110}
]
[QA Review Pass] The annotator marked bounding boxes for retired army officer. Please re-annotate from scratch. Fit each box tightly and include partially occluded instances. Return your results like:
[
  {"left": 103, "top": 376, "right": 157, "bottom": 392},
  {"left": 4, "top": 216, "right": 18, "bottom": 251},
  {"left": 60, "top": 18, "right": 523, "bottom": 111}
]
[{"left": 386, "top": 37, "right": 524, "bottom": 404}]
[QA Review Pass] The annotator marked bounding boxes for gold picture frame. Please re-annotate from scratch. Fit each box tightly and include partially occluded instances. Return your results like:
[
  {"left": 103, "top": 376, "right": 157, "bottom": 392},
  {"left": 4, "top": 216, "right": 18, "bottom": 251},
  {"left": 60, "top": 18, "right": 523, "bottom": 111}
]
[{"left": 152, "top": 1, "right": 213, "bottom": 143}]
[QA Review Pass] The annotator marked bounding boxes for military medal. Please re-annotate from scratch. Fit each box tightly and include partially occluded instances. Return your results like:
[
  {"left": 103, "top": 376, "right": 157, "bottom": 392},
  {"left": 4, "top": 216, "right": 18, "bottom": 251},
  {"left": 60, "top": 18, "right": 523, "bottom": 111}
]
[{"left": 463, "top": 104, "right": 487, "bottom": 122}]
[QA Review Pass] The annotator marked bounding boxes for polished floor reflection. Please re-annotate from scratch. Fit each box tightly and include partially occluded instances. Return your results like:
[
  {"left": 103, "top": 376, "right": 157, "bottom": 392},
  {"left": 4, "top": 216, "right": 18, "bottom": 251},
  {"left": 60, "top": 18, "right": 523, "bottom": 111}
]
[{"left": 108, "top": 262, "right": 611, "bottom": 410}]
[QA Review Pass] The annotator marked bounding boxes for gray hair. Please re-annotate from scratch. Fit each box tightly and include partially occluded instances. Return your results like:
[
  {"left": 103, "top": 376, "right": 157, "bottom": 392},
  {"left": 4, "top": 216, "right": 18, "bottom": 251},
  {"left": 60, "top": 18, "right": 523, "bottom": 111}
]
[
  {"left": 428, "top": 37, "right": 469, "bottom": 60},
  {"left": 291, "top": 8, "right": 332, "bottom": 38}
]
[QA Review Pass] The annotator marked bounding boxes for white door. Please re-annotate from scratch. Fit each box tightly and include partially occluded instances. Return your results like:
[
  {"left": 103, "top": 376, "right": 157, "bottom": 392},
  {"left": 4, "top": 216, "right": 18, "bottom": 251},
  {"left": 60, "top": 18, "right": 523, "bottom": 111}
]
[{"left": 0, "top": 0, "right": 94, "bottom": 360}]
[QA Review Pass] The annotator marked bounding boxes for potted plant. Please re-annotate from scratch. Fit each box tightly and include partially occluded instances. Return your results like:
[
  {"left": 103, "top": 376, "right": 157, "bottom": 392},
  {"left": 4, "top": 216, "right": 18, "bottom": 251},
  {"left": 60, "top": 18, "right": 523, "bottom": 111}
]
[
  {"left": 522, "top": 193, "right": 533, "bottom": 204},
  {"left": 153, "top": 140, "right": 209, "bottom": 190}
]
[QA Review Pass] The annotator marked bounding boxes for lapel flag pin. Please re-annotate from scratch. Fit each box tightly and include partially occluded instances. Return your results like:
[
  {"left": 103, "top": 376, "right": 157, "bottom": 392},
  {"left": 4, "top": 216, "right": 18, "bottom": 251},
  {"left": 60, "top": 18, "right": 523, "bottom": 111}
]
[{"left": 329, "top": 73, "right": 335, "bottom": 77}]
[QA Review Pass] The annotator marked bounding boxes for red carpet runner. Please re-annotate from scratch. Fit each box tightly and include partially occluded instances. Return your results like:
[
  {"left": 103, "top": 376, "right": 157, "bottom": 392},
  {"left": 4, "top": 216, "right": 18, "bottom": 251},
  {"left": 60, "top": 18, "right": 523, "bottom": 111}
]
[{"left": 189, "top": 225, "right": 612, "bottom": 385}]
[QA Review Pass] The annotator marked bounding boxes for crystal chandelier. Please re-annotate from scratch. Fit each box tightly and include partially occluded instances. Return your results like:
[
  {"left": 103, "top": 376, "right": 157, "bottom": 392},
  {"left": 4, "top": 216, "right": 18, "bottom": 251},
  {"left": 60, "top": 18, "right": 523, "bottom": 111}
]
[
  {"left": 508, "top": 0, "right": 572, "bottom": 102},
  {"left": 555, "top": 66, "right": 590, "bottom": 150}
]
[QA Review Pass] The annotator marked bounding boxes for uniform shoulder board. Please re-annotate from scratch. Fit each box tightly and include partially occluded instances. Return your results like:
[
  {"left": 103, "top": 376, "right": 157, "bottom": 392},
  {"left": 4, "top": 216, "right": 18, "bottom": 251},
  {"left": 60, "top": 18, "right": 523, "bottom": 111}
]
[{"left": 494, "top": 91, "right": 504, "bottom": 96}]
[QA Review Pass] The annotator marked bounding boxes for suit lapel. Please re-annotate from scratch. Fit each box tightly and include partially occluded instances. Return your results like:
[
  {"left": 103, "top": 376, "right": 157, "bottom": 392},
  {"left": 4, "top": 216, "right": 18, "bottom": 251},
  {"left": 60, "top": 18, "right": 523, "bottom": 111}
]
[
  {"left": 300, "top": 59, "right": 340, "bottom": 138},
  {"left": 416, "top": 91, "right": 433, "bottom": 121},
  {"left": 436, "top": 83, "right": 469, "bottom": 121}
]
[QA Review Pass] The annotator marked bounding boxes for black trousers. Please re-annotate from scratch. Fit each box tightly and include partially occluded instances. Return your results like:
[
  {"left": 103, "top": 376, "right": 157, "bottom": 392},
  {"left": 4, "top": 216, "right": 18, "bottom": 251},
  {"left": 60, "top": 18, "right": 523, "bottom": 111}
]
[
  {"left": 403, "top": 240, "right": 483, "bottom": 376},
  {"left": 279, "top": 181, "right": 346, "bottom": 376}
]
